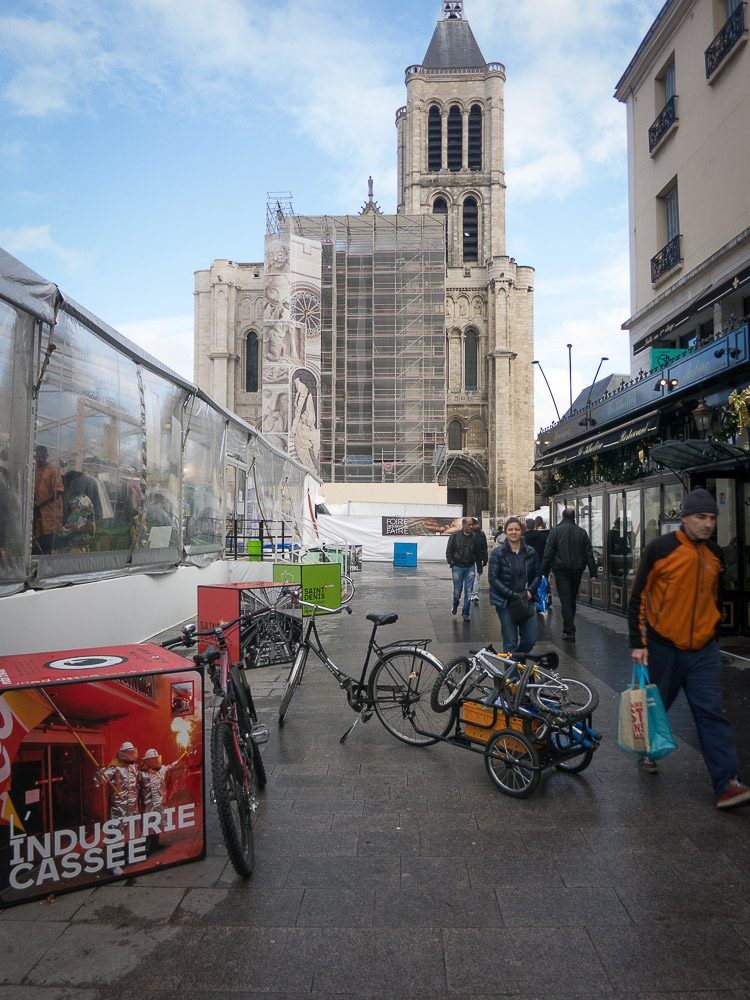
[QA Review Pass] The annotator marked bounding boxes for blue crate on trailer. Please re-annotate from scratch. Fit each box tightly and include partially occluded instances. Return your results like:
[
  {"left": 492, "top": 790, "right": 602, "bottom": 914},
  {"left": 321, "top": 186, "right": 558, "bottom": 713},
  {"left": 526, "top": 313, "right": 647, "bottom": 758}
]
[{"left": 393, "top": 542, "right": 417, "bottom": 566}]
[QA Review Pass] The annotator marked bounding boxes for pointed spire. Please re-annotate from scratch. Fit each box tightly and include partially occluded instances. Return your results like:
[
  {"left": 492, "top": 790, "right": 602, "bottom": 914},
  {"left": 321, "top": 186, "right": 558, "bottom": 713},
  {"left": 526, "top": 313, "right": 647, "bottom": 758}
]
[
  {"left": 360, "top": 176, "right": 382, "bottom": 216},
  {"left": 424, "top": 1, "right": 486, "bottom": 68}
]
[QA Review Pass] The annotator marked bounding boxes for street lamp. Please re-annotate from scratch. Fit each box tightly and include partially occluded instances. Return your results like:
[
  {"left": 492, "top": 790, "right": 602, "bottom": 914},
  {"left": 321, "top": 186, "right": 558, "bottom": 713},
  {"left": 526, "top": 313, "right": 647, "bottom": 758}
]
[
  {"left": 691, "top": 398, "right": 713, "bottom": 438},
  {"left": 579, "top": 357, "right": 609, "bottom": 426},
  {"left": 532, "top": 360, "right": 561, "bottom": 421}
]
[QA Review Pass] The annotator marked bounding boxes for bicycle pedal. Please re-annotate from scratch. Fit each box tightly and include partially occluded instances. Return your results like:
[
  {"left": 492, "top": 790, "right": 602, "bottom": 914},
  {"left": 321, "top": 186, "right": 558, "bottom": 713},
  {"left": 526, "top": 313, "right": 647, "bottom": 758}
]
[
  {"left": 251, "top": 724, "right": 269, "bottom": 745},
  {"left": 361, "top": 709, "right": 373, "bottom": 723}
]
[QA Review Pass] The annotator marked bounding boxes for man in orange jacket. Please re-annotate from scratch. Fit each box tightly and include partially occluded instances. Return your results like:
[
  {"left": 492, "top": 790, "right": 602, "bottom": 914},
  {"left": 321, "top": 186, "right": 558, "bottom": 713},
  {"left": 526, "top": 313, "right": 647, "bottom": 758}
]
[{"left": 628, "top": 488, "right": 749, "bottom": 809}]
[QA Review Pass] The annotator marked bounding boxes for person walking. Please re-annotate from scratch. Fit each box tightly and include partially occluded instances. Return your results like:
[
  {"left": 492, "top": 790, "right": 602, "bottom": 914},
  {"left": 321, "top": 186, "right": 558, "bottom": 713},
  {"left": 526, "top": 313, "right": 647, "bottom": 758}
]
[
  {"left": 469, "top": 517, "right": 488, "bottom": 603},
  {"left": 541, "top": 508, "right": 597, "bottom": 642},
  {"left": 446, "top": 517, "right": 480, "bottom": 621},
  {"left": 628, "top": 487, "right": 750, "bottom": 809},
  {"left": 524, "top": 516, "right": 549, "bottom": 564},
  {"left": 488, "top": 516, "right": 542, "bottom": 656}
]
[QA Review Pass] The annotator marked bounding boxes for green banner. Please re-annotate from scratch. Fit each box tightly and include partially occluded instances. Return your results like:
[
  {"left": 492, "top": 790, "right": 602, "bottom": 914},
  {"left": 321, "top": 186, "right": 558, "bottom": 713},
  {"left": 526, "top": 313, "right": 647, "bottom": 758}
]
[{"left": 650, "top": 347, "right": 683, "bottom": 370}]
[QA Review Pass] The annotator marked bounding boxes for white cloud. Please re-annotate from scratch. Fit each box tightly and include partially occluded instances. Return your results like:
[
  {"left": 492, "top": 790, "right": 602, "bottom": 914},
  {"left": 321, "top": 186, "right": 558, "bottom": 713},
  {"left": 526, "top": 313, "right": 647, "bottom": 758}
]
[
  {"left": 0, "top": 225, "right": 84, "bottom": 272},
  {"left": 116, "top": 314, "right": 195, "bottom": 381}
]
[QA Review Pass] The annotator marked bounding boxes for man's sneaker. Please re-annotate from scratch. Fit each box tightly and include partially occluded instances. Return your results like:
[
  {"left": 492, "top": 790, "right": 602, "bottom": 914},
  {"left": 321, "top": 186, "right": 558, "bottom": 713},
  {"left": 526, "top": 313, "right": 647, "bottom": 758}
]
[
  {"left": 562, "top": 632, "right": 576, "bottom": 643},
  {"left": 451, "top": 603, "right": 458, "bottom": 616},
  {"left": 638, "top": 755, "right": 658, "bottom": 774},
  {"left": 716, "top": 778, "right": 750, "bottom": 810}
]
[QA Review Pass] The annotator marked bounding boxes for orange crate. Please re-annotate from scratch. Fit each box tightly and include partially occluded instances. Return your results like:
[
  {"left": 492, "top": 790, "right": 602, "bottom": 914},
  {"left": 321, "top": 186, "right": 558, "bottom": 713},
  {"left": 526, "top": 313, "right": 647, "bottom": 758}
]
[{"left": 461, "top": 700, "right": 544, "bottom": 745}]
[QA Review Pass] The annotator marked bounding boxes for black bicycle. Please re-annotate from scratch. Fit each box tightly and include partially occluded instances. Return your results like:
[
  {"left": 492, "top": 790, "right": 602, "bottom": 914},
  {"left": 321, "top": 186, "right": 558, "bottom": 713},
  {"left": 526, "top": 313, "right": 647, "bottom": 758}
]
[
  {"left": 277, "top": 598, "right": 452, "bottom": 746},
  {"left": 162, "top": 613, "right": 268, "bottom": 876}
]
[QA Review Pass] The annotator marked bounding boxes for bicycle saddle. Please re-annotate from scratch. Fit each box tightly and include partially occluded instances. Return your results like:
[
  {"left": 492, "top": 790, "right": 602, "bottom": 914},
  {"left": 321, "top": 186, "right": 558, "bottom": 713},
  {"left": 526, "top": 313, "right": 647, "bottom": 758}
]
[
  {"left": 193, "top": 645, "right": 221, "bottom": 667},
  {"left": 366, "top": 613, "right": 398, "bottom": 626}
]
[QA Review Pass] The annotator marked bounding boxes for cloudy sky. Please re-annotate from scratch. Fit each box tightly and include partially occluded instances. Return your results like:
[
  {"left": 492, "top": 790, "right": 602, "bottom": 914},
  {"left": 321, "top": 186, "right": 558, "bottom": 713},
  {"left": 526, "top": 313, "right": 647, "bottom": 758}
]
[{"left": 0, "top": 0, "right": 665, "bottom": 431}]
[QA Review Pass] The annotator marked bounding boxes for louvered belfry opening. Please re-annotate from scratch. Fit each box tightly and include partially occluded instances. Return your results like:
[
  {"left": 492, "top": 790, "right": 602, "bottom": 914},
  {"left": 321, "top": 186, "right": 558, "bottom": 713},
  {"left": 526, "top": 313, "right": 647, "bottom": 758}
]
[
  {"left": 468, "top": 105, "right": 482, "bottom": 170},
  {"left": 447, "top": 106, "right": 462, "bottom": 171},
  {"left": 463, "top": 197, "right": 478, "bottom": 261},
  {"left": 428, "top": 106, "right": 442, "bottom": 171}
]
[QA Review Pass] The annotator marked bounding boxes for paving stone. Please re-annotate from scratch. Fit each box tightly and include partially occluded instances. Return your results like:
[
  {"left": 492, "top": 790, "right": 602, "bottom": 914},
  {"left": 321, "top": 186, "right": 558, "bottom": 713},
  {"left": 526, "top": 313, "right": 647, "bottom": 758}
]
[
  {"left": 374, "top": 887, "right": 502, "bottom": 927},
  {"left": 1, "top": 922, "right": 66, "bottom": 985},
  {"left": 497, "top": 885, "right": 632, "bottom": 926},
  {"left": 590, "top": 923, "right": 750, "bottom": 991},
  {"left": 0, "top": 888, "right": 95, "bottom": 922},
  {"left": 443, "top": 925, "right": 611, "bottom": 994},
  {"left": 312, "top": 927, "right": 447, "bottom": 995},
  {"left": 296, "top": 887, "right": 375, "bottom": 927},
  {"left": 616, "top": 882, "right": 750, "bottom": 923}
]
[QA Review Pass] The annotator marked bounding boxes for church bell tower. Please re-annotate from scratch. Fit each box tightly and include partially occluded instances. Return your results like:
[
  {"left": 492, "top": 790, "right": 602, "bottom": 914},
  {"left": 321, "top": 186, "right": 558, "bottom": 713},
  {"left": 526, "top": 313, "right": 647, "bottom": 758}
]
[{"left": 396, "top": 0, "right": 535, "bottom": 522}]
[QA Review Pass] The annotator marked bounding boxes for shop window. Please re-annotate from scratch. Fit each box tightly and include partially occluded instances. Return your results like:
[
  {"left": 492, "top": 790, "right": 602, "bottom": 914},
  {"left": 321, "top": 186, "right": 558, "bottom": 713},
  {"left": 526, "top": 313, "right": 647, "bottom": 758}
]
[{"left": 428, "top": 106, "right": 442, "bottom": 171}]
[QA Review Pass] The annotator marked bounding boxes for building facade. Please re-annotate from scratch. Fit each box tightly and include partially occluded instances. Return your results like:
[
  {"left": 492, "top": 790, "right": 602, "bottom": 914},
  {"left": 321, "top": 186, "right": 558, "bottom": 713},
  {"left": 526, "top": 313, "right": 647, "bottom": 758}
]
[
  {"left": 194, "top": 1, "right": 535, "bottom": 521},
  {"left": 534, "top": 0, "right": 750, "bottom": 637}
]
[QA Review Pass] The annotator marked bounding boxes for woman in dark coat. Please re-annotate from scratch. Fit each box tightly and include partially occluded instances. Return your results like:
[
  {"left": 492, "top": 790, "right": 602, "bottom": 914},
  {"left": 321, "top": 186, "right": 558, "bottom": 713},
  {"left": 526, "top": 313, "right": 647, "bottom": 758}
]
[{"left": 488, "top": 516, "right": 542, "bottom": 656}]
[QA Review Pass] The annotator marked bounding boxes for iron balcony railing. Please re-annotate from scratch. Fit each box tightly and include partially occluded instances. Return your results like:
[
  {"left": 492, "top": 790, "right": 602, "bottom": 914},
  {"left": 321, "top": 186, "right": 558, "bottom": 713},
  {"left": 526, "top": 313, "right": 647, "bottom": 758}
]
[
  {"left": 648, "top": 95, "right": 678, "bottom": 152},
  {"left": 705, "top": 5, "right": 746, "bottom": 79},
  {"left": 651, "top": 234, "right": 681, "bottom": 283}
]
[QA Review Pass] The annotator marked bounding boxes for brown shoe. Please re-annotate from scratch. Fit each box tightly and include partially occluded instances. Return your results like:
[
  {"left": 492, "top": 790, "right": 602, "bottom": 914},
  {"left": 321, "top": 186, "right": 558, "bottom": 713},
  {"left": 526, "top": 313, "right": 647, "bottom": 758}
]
[
  {"left": 638, "top": 756, "right": 658, "bottom": 774},
  {"left": 462, "top": 615, "right": 470, "bottom": 622}
]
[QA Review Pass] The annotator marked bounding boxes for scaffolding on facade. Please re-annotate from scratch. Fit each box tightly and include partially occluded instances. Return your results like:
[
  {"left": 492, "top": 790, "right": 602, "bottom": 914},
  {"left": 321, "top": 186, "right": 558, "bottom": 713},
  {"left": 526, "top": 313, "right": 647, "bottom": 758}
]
[
  {"left": 266, "top": 192, "right": 297, "bottom": 235},
  {"left": 292, "top": 213, "right": 447, "bottom": 484}
]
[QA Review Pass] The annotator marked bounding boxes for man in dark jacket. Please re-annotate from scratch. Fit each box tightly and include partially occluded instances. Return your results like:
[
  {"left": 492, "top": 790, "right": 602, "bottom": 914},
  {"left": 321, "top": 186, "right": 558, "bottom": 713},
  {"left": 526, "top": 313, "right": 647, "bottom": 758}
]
[
  {"left": 446, "top": 517, "right": 480, "bottom": 621},
  {"left": 541, "top": 508, "right": 597, "bottom": 642},
  {"left": 469, "top": 517, "right": 488, "bottom": 603}
]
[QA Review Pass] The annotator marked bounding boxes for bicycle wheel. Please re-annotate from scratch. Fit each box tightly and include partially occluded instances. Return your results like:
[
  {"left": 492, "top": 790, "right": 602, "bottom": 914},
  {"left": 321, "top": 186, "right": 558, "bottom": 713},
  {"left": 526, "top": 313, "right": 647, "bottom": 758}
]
[
  {"left": 529, "top": 676, "right": 599, "bottom": 722},
  {"left": 251, "top": 737, "right": 268, "bottom": 788},
  {"left": 551, "top": 723, "right": 595, "bottom": 773},
  {"left": 485, "top": 729, "right": 540, "bottom": 798},
  {"left": 430, "top": 655, "right": 473, "bottom": 713},
  {"left": 370, "top": 649, "right": 456, "bottom": 746},
  {"left": 210, "top": 722, "right": 255, "bottom": 876},
  {"left": 340, "top": 575, "right": 355, "bottom": 605},
  {"left": 278, "top": 643, "right": 309, "bottom": 726}
]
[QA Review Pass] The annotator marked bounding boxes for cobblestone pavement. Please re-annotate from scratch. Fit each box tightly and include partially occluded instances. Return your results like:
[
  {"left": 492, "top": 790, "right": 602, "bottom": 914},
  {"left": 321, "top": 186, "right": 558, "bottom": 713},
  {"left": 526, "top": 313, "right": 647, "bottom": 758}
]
[{"left": 2, "top": 562, "right": 749, "bottom": 999}]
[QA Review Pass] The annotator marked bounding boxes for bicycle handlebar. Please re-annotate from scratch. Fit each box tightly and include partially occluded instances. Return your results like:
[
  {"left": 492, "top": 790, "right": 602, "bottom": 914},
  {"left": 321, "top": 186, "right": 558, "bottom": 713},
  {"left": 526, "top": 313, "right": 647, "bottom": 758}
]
[{"left": 160, "top": 612, "right": 257, "bottom": 650}]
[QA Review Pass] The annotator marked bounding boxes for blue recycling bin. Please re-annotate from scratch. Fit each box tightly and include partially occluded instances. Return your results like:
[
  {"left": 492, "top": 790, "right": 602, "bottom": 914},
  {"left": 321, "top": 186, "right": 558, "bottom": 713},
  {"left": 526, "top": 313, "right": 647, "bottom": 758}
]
[{"left": 393, "top": 542, "right": 417, "bottom": 566}]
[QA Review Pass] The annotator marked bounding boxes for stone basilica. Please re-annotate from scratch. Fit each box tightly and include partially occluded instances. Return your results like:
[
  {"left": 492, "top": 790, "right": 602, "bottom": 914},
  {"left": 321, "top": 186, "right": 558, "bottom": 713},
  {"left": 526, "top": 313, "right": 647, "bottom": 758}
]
[{"left": 194, "top": 1, "right": 534, "bottom": 521}]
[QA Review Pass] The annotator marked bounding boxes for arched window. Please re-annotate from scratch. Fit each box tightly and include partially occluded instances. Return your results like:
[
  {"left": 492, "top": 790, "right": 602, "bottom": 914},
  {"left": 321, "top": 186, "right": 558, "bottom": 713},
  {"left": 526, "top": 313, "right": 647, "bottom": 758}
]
[
  {"left": 464, "top": 329, "right": 478, "bottom": 391},
  {"left": 447, "top": 106, "right": 462, "bottom": 171},
  {"left": 428, "top": 106, "right": 442, "bottom": 171},
  {"left": 245, "top": 331, "right": 259, "bottom": 393},
  {"left": 468, "top": 105, "right": 482, "bottom": 170},
  {"left": 448, "top": 419, "right": 463, "bottom": 450},
  {"left": 433, "top": 197, "right": 448, "bottom": 251},
  {"left": 463, "top": 197, "right": 478, "bottom": 262}
]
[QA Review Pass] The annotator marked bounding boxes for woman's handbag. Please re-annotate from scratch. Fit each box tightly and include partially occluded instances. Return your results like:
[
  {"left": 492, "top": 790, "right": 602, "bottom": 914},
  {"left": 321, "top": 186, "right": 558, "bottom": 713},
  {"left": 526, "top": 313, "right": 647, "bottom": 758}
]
[
  {"left": 617, "top": 663, "right": 677, "bottom": 759},
  {"left": 507, "top": 592, "right": 535, "bottom": 624}
]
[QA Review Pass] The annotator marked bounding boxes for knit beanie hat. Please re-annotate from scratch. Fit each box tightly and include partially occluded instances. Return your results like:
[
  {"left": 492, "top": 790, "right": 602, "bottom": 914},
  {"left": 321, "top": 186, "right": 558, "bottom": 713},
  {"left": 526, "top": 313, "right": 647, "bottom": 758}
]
[{"left": 681, "top": 488, "right": 718, "bottom": 517}]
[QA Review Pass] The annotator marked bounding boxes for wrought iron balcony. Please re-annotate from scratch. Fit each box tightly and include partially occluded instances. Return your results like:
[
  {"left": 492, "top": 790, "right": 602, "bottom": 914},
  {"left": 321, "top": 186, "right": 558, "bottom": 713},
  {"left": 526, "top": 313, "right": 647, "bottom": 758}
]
[
  {"left": 651, "top": 234, "right": 681, "bottom": 283},
  {"left": 705, "top": 5, "right": 746, "bottom": 79},
  {"left": 648, "top": 95, "right": 678, "bottom": 152}
]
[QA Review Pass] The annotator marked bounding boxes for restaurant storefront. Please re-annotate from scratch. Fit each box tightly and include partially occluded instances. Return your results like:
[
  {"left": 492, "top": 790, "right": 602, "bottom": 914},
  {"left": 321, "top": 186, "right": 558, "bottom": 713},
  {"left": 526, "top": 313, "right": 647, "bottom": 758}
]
[{"left": 535, "top": 325, "right": 750, "bottom": 636}]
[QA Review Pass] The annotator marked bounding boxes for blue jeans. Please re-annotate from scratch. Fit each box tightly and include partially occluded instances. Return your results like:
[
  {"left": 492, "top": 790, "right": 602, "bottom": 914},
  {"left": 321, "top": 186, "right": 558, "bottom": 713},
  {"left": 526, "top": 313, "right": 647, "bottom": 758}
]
[
  {"left": 647, "top": 638, "right": 740, "bottom": 796},
  {"left": 452, "top": 565, "right": 475, "bottom": 616},
  {"left": 496, "top": 605, "right": 537, "bottom": 656}
]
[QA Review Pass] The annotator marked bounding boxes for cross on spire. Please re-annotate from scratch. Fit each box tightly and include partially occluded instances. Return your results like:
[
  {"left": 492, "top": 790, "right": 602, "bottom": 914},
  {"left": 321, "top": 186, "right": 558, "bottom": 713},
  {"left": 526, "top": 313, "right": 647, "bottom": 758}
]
[{"left": 442, "top": 1, "right": 463, "bottom": 19}]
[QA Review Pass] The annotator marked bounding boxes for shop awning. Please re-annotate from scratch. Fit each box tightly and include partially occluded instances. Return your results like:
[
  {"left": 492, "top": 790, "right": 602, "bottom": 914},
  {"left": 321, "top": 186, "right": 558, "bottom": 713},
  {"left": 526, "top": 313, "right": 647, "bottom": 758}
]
[
  {"left": 650, "top": 439, "right": 749, "bottom": 471},
  {"left": 533, "top": 411, "right": 660, "bottom": 471}
]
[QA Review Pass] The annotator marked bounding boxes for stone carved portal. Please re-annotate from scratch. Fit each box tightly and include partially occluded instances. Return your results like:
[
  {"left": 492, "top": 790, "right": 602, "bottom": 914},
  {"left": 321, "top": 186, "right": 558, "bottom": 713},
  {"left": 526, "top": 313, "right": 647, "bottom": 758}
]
[{"left": 447, "top": 455, "right": 488, "bottom": 517}]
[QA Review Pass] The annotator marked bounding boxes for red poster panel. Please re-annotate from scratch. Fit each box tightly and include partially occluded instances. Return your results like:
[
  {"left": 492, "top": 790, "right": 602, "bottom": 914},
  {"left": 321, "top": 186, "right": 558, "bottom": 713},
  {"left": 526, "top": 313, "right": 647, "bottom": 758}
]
[
  {"left": 196, "top": 581, "right": 290, "bottom": 657},
  {"left": 0, "top": 646, "right": 204, "bottom": 908}
]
